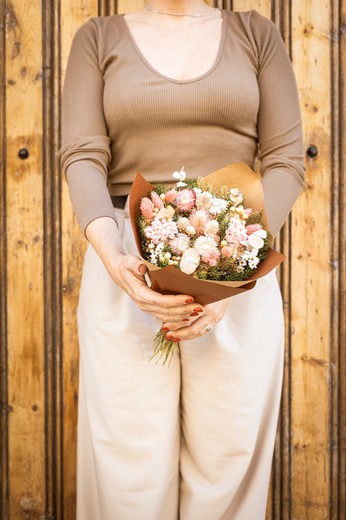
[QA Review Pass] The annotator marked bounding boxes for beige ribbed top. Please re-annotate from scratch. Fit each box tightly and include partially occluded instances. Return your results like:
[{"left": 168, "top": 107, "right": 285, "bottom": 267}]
[{"left": 58, "top": 8, "right": 306, "bottom": 240}]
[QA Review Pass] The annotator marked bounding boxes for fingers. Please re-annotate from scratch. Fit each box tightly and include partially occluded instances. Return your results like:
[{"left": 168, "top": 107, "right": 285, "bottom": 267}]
[
  {"left": 162, "top": 301, "right": 229, "bottom": 341},
  {"left": 125, "top": 255, "right": 148, "bottom": 278},
  {"left": 114, "top": 254, "right": 205, "bottom": 317},
  {"left": 142, "top": 298, "right": 204, "bottom": 321}
]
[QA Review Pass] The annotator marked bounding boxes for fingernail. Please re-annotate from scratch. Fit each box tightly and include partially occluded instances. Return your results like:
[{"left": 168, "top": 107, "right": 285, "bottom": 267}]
[
  {"left": 194, "top": 307, "right": 203, "bottom": 313},
  {"left": 185, "top": 297, "right": 194, "bottom": 304},
  {"left": 173, "top": 338, "right": 180, "bottom": 342},
  {"left": 162, "top": 326, "right": 169, "bottom": 332},
  {"left": 183, "top": 318, "right": 190, "bottom": 322},
  {"left": 166, "top": 334, "right": 173, "bottom": 340},
  {"left": 190, "top": 312, "right": 199, "bottom": 317},
  {"left": 138, "top": 263, "right": 145, "bottom": 273}
]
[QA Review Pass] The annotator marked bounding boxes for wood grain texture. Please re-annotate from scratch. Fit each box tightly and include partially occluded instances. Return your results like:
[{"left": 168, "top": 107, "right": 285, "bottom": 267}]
[
  {"left": 0, "top": 0, "right": 345, "bottom": 519},
  {"left": 4, "top": 0, "right": 46, "bottom": 517},
  {"left": 291, "top": 0, "right": 332, "bottom": 518}
]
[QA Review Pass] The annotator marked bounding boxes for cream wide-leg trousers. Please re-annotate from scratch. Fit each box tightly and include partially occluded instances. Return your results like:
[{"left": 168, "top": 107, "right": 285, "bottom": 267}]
[{"left": 76, "top": 202, "right": 285, "bottom": 520}]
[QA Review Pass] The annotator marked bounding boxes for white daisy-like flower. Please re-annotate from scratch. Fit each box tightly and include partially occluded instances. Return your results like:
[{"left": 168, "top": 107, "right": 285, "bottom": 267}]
[
  {"left": 209, "top": 197, "right": 228, "bottom": 216},
  {"left": 194, "top": 236, "right": 218, "bottom": 255},
  {"left": 180, "top": 248, "right": 200, "bottom": 274},
  {"left": 193, "top": 187, "right": 202, "bottom": 195},
  {"left": 172, "top": 166, "right": 187, "bottom": 188}
]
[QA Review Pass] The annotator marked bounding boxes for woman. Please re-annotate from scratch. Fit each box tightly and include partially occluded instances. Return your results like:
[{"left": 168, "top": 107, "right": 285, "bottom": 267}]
[{"left": 58, "top": 1, "right": 306, "bottom": 518}]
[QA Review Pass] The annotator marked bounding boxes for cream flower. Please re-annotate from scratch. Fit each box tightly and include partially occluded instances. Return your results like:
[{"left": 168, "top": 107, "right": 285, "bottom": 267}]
[
  {"left": 180, "top": 248, "right": 200, "bottom": 274},
  {"left": 172, "top": 166, "right": 187, "bottom": 188},
  {"left": 170, "top": 233, "right": 190, "bottom": 254},
  {"left": 196, "top": 191, "right": 213, "bottom": 211},
  {"left": 204, "top": 219, "right": 219, "bottom": 235},
  {"left": 229, "top": 188, "right": 244, "bottom": 206},
  {"left": 209, "top": 197, "right": 228, "bottom": 216},
  {"left": 240, "top": 229, "right": 267, "bottom": 249},
  {"left": 194, "top": 236, "right": 218, "bottom": 255},
  {"left": 177, "top": 217, "right": 190, "bottom": 231}
]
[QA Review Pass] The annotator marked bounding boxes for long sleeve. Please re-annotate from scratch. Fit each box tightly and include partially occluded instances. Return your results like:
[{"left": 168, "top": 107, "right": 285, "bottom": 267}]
[
  {"left": 58, "top": 17, "right": 117, "bottom": 240},
  {"left": 251, "top": 10, "right": 307, "bottom": 237}
]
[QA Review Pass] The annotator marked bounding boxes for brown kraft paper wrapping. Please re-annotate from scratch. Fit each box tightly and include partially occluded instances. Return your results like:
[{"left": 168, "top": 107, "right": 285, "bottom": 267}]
[{"left": 129, "top": 162, "right": 285, "bottom": 306}]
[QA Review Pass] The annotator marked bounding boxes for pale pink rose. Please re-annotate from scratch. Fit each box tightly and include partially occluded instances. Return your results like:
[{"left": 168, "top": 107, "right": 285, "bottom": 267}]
[
  {"left": 140, "top": 197, "right": 155, "bottom": 219},
  {"left": 175, "top": 189, "right": 196, "bottom": 212},
  {"left": 151, "top": 191, "right": 164, "bottom": 209},
  {"left": 246, "top": 223, "right": 262, "bottom": 235},
  {"left": 165, "top": 189, "right": 178, "bottom": 203}
]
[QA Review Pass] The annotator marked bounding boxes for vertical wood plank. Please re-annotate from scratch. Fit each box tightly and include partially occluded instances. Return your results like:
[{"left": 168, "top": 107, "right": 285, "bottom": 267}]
[
  {"left": 331, "top": 0, "right": 346, "bottom": 520},
  {"left": 0, "top": 0, "right": 9, "bottom": 516},
  {"left": 60, "top": 2, "right": 99, "bottom": 517},
  {"left": 291, "top": 0, "right": 331, "bottom": 518},
  {"left": 5, "top": 0, "right": 45, "bottom": 517}
]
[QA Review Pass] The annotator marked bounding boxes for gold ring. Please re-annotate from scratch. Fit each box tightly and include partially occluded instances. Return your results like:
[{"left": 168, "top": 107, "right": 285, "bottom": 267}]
[{"left": 203, "top": 324, "right": 212, "bottom": 334}]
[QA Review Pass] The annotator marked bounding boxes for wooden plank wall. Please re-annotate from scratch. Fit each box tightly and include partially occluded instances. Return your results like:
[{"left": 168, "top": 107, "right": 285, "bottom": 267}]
[{"left": 0, "top": 0, "right": 344, "bottom": 518}]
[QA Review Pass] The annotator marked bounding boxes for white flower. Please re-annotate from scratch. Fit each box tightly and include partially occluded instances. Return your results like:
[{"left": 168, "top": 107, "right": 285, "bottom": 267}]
[
  {"left": 229, "top": 188, "right": 244, "bottom": 206},
  {"left": 172, "top": 166, "right": 187, "bottom": 188},
  {"left": 248, "top": 234, "right": 264, "bottom": 249},
  {"left": 194, "top": 236, "right": 218, "bottom": 255},
  {"left": 177, "top": 217, "right": 190, "bottom": 231},
  {"left": 204, "top": 219, "right": 219, "bottom": 235},
  {"left": 240, "top": 229, "right": 267, "bottom": 249},
  {"left": 193, "top": 187, "right": 202, "bottom": 195},
  {"left": 170, "top": 233, "right": 190, "bottom": 254},
  {"left": 255, "top": 229, "right": 267, "bottom": 239},
  {"left": 209, "top": 197, "right": 228, "bottom": 216},
  {"left": 186, "top": 225, "right": 196, "bottom": 236},
  {"left": 180, "top": 248, "right": 200, "bottom": 274}
]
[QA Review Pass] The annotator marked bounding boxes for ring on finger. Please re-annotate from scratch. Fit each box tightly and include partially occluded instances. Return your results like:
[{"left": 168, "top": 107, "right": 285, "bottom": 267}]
[{"left": 202, "top": 324, "right": 212, "bottom": 334}]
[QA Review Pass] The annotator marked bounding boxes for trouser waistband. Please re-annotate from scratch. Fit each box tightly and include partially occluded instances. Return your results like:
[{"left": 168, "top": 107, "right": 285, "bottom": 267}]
[{"left": 111, "top": 195, "right": 128, "bottom": 209}]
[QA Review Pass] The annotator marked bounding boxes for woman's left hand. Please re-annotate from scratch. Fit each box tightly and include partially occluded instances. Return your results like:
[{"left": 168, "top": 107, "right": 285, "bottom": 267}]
[{"left": 161, "top": 298, "right": 231, "bottom": 342}]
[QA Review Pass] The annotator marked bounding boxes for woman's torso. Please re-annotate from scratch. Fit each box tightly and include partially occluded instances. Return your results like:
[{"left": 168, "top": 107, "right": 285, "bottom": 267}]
[{"left": 95, "top": 9, "right": 261, "bottom": 194}]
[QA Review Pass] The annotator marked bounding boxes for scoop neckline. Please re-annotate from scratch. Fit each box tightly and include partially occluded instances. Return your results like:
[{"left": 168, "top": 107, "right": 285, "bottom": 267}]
[{"left": 119, "top": 8, "right": 228, "bottom": 85}]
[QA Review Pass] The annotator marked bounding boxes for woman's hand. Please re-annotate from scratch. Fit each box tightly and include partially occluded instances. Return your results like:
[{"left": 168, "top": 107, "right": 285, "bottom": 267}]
[
  {"left": 161, "top": 298, "right": 231, "bottom": 342},
  {"left": 85, "top": 216, "right": 202, "bottom": 321},
  {"left": 108, "top": 252, "right": 203, "bottom": 321}
]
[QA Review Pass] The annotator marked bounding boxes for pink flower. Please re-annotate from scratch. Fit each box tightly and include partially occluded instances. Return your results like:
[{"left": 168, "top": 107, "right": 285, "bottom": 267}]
[
  {"left": 175, "top": 189, "right": 196, "bottom": 212},
  {"left": 140, "top": 197, "right": 154, "bottom": 219},
  {"left": 151, "top": 191, "right": 164, "bottom": 209},
  {"left": 201, "top": 248, "right": 220, "bottom": 266},
  {"left": 165, "top": 189, "right": 177, "bottom": 203},
  {"left": 221, "top": 246, "right": 232, "bottom": 257},
  {"left": 189, "top": 209, "right": 209, "bottom": 235},
  {"left": 246, "top": 224, "right": 262, "bottom": 235}
]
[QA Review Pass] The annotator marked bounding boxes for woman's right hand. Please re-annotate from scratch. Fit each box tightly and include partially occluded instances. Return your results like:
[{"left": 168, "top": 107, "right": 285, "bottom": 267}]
[
  {"left": 84, "top": 216, "right": 203, "bottom": 323},
  {"left": 108, "top": 252, "right": 203, "bottom": 323}
]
